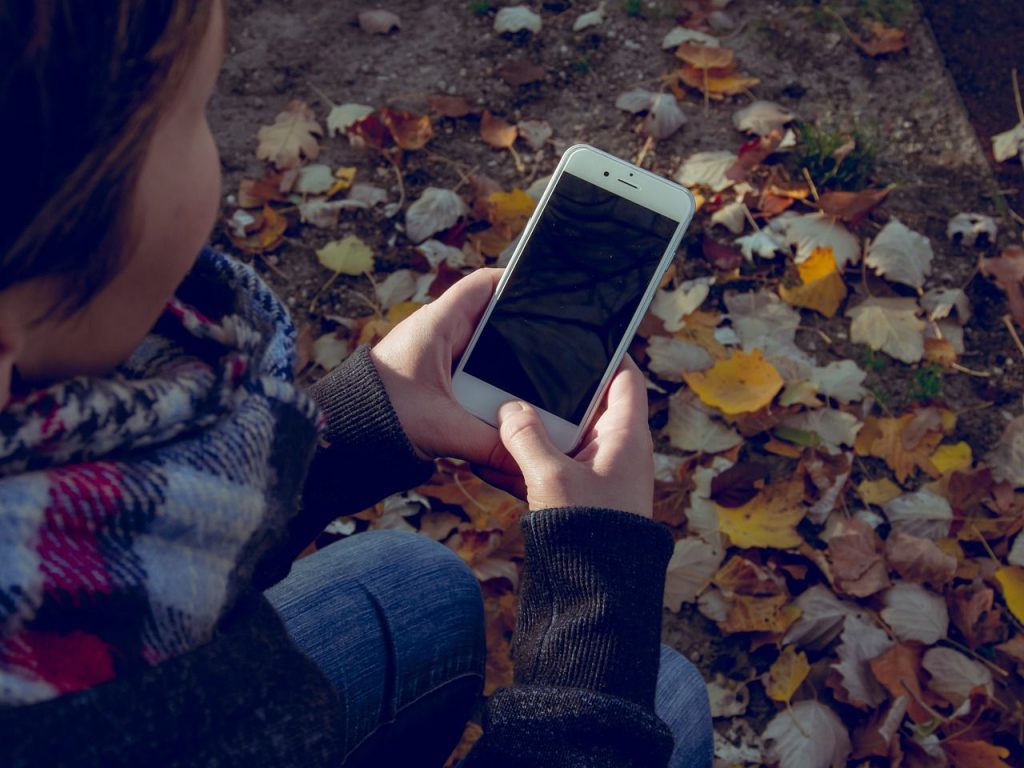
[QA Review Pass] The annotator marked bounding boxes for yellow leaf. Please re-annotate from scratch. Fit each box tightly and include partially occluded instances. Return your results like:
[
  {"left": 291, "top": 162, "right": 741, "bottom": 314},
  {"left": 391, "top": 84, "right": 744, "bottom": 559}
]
[
  {"left": 765, "top": 646, "right": 810, "bottom": 703},
  {"left": 683, "top": 349, "right": 783, "bottom": 415},
  {"left": 721, "top": 594, "right": 800, "bottom": 634},
  {"left": 487, "top": 189, "right": 536, "bottom": 233},
  {"left": 930, "top": 442, "right": 973, "bottom": 475},
  {"left": 317, "top": 235, "right": 375, "bottom": 275},
  {"left": 256, "top": 99, "right": 323, "bottom": 169},
  {"left": 327, "top": 166, "right": 357, "bottom": 197},
  {"left": 995, "top": 566, "right": 1024, "bottom": 623},
  {"left": 857, "top": 477, "right": 902, "bottom": 505},
  {"left": 854, "top": 414, "right": 943, "bottom": 483},
  {"left": 716, "top": 481, "right": 806, "bottom": 549},
  {"left": 779, "top": 247, "right": 848, "bottom": 318}
]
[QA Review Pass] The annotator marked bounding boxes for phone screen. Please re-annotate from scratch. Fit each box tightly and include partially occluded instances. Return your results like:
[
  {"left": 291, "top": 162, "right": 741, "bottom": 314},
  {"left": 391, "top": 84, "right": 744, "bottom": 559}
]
[{"left": 462, "top": 171, "right": 678, "bottom": 423}]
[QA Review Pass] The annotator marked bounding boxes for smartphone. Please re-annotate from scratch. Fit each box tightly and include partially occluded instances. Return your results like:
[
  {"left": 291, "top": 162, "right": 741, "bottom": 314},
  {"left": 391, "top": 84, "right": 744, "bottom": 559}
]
[{"left": 452, "top": 144, "right": 696, "bottom": 452}]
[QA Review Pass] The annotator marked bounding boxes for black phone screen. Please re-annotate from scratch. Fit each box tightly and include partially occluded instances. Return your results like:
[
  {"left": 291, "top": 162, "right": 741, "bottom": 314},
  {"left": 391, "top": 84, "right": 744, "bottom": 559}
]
[{"left": 462, "top": 171, "right": 678, "bottom": 424}]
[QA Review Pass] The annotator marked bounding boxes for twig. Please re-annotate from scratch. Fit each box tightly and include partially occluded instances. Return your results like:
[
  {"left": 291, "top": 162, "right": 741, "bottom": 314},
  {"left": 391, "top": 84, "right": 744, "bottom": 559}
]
[
  {"left": 635, "top": 135, "right": 654, "bottom": 167},
  {"left": 1003, "top": 315, "right": 1024, "bottom": 361},
  {"left": 305, "top": 79, "right": 336, "bottom": 109},
  {"left": 309, "top": 270, "right": 341, "bottom": 315},
  {"left": 1013, "top": 68, "right": 1024, "bottom": 125},
  {"left": 939, "top": 637, "right": 1010, "bottom": 679},
  {"left": 951, "top": 363, "right": 992, "bottom": 378},
  {"left": 801, "top": 167, "right": 821, "bottom": 204},
  {"left": 386, "top": 153, "right": 407, "bottom": 213},
  {"left": 742, "top": 204, "right": 763, "bottom": 232},
  {"left": 507, "top": 143, "right": 525, "bottom": 174}
]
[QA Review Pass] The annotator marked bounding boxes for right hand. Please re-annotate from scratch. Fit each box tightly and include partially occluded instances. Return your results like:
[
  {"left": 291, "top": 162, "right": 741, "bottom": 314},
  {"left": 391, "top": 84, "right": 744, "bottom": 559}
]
[{"left": 482, "top": 356, "right": 655, "bottom": 519}]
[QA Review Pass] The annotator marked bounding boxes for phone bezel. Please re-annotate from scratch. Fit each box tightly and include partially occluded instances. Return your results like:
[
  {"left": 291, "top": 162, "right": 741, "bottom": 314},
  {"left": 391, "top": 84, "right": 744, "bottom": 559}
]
[{"left": 451, "top": 144, "right": 696, "bottom": 453}]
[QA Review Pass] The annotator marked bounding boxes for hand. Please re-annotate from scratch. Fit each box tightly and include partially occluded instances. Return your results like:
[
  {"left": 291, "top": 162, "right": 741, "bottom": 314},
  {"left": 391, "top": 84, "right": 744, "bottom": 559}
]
[
  {"left": 370, "top": 268, "right": 513, "bottom": 468},
  {"left": 485, "top": 357, "right": 655, "bottom": 519}
]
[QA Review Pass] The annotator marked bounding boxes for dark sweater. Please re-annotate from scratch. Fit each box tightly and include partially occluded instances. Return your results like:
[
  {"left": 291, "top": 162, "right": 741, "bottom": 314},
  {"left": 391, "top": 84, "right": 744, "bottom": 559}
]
[{"left": 0, "top": 347, "right": 675, "bottom": 767}]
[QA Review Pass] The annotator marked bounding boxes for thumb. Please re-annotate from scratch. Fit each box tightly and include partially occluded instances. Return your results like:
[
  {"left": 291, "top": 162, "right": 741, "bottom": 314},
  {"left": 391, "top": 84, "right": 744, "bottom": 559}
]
[{"left": 497, "top": 401, "right": 564, "bottom": 483}]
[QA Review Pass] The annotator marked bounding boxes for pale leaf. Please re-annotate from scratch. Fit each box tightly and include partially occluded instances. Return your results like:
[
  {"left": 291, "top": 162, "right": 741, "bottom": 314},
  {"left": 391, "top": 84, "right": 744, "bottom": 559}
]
[
  {"left": 733, "top": 100, "right": 796, "bottom": 136},
  {"left": 405, "top": 187, "right": 467, "bottom": 243},
  {"left": 651, "top": 277, "right": 714, "bottom": 331},
  {"left": 494, "top": 6, "right": 542, "bottom": 34},
  {"left": 921, "top": 647, "right": 994, "bottom": 706},
  {"left": 1010, "top": 534, "right": 1024, "bottom": 568},
  {"left": 724, "top": 290, "right": 814, "bottom": 381},
  {"left": 986, "top": 413, "right": 1024, "bottom": 487},
  {"left": 711, "top": 201, "right": 748, "bottom": 234},
  {"left": 312, "top": 333, "right": 348, "bottom": 370},
  {"left": 947, "top": 212, "right": 997, "bottom": 247},
  {"left": 348, "top": 183, "right": 389, "bottom": 207},
  {"left": 316, "top": 235, "right": 375, "bottom": 275},
  {"left": 781, "top": 409, "right": 862, "bottom": 452},
  {"left": 327, "top": 103, "right": 374, "bottom": 138},
  {"left": 736, "top": 230, "right": 785, "bottom": 260},
  {"left": 865, "top": 218, "right": 934, "bottom": 290},
  {"left": 883, "top": 488, "right": 953, "bottom": 540},
  {"left": 769, "top": 212, "right": 860, "bottom": 270},
  {"left": 615, "top": 88, "right": 654, "bottom": 114},
  {"left": 830, "top": 614, "right": 893, "bottom": 708},
  {"left": 293, "top": 164, "right": 335, "bottom": 195},
  {"left": 763, "top": 700, "right": 851, "bottom": 768},
  {"left": 685, "top": 458, "right": 732, "bottom": 544},
  {"left": 666, "top": 390, "right": 743, "bottom": 453},
  {"left": 810, "top": 360, "right": 867, "bottom": 403},
  {"left": 675, "top": 151, "right": 737, "bottom": 192},
  {"left": 646, "top": 336, "right": 713, "bottom": 381},
  {"left": 662, "top": 26, "right": 720, "bottom": 49},
  {"left": 298, "top": 199, "right": 367, "bottom": 229},
  {"left": 643, "top": 93, "right": 686, "bottom": 140},
  {"left": 880, "top": 582, "right": 949, "bottom": 644},
  {"left": 375, "top": 270, "right": 417, "bottom": 311},
  {"left": 992, "top": 122, "right": 1024, "bottom": 162},
  {"left": 707, "top": 675, "right": 750, "bottom": 718},
  {"left": 516, "top": 119, "right": 552, "bottom": 150},
  {"left": 783, "top": 585, "right": 860, "bottom": 649},
  {"left": 572, "top": 6, "right": 605, "bottom": 31},
  {"left": 921, "top": 287, "right": 971, "bottom": 324},
  {"left": 417, "top": 239, "right": 468, "bottom": 269},
  {"left": 256, "top": 100, "right": 323, "bottom": 170},
  {"left": 358, "top": 9, "right": 401, "bottom": 34},
  {"left": 663, "top": 536, "right": 724, "bottom": 610},
  {"left": 848, "top": 297, "right": 925, "bottom": 364}
]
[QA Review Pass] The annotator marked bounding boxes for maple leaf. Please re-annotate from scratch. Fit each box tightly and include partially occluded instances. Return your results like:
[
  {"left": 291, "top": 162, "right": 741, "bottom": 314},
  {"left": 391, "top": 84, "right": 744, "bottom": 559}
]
[
  {"left": 316, "top": 235, "right": 375, "bottom": 275},
  {"left": 779, "top": 246, "right": 848, "bottom": 318},
  {"left": 881, "top": 582, "right": 949, "bottom": 644},
  {"left": 763, "top": 700, "right": 851, "bottom": 768},
  {"left": 256, "top": 100, "right": 323, "bottom": 169},
  {"left": 683, "top": 349, "right": 784, "bottom": 415},
  {"left": 980, "top": 245, "right": 1024, "bottom": 329},
  {"left": 715, "top": 480, "right": 805, "bottom": 549},
  {"left": 733, "top": 100, "right": 796, "bottom": 136},
  {"left": 865, "top": 218, "right": 934, "bottom": 290},
  {"left": 869, "top": 643, "right": 934, "bottom": 723},
  {"left": 848, "top": 297, "right": 926, "bottom": 364},
  {"left": 855, "top": 413, "right": 945, "bottom": 483},
  {"left": 827, "top": 517, "right": 890, "bottom": 597},
  {"left": 765, "top": 645, "right": 810, "bottom": 703}
]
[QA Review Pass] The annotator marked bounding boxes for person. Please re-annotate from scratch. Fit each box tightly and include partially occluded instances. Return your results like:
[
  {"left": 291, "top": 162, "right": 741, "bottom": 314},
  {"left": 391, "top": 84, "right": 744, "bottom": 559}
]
[{"left": 0, "top": 1, "right": 713, "bottom": 766}]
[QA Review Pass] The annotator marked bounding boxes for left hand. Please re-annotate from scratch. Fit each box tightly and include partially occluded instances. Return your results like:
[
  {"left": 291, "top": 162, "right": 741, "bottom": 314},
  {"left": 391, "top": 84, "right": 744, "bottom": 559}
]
[{"left": 370, "top": 268, "right": 515, "bottom": 471}]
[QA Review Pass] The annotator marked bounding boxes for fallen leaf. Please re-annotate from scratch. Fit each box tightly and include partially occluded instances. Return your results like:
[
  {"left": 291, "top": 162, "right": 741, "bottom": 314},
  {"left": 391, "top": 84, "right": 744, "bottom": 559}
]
[
  {"left": 516, "top": 119, "right": 552, "bottom": 150},
  {"left": 358, "top": 9, "right": 401, "bottom": 35},
  {"left": 828, "top": 517, "right": 890, "bottom": 597},
  {"left": 572, "top": 6, "right": 604, "bottom": 31},
  {"left": 294, "top": 164, "right": 335, "bottom": 195},
  {"left": 716, "top": 480, "right": 805, "bottom": 549},
  {"left": 429, "top": 94, "right": 475, "bottom": 119},
  {"left": 703, "top": 237, "right": 745, "bottom": 270},
  {"left": 980, "top": 245, "right": 1024, "bottom": 329},
  {"left": 326, "top": 103, "right": 374, "bottom": 138},
  {"left": 858, "top": 477, "right": 902, "bottom": 505},
  {"left": 665, "top": 390, "right": 743, "bottom": 453},
  {"left": 496, "top": 58, "right": 545, "bottom": 87},
  {"left": 779, "top": 246, "right": 848, "bottom": 318},
  {"left": 379, "top": 107, "right": 433, "bottom": 150},
  {"left": 986, "top": 413, "right": 1024, "bottom": 486},
  {"left": 675, "top": 42, "right": 735, "bottom": 70},
  {"left": 480, "top": 111, "right": 518, "bottom": 149},
  {"left": 675, "top": 151, "right": 738, "bottom": 192},
  {"left": 712, "top": 554, "right": 786, "bottom": 596},
  {"left": 818, "top": 187, "right": 890, "bottom": 225},
  {"left": 707, "top": 675, "right": 750, "bottom": 718},
  {"left": 256, "top": 100, "right": 323, "bottom": 169},
  {"left": 784, "top": 585, "right": 859, "bottom": 649},
  {"left": 769, "top": 211, "right": 861, "bottom": 270},
  {"left": 931, "top": 442, "right": 973, "bottom": 475},
  {"left": 225, "top": 205, "right": 287, "bottom": 254},
  {"left": 865, "top": 218, "right": 934, "bottom": 290},
  {"left": 733, "top": 100, "right": 796, "bottom": 136},
  {"left": 763, "top": 700, "right": 851, "bottom": 768},
  {"left": 950, "top": 584, "right": 1005, "bottom": 648},
  {"left": 885, "top": 531, "right": 957, "bottom": 587},
  {"left": 651, "top": 277, "right": 714, "bottom": 331},
  {"left": 883, "top": 488, "right": 953, "bottom": 541},
  {"left": 765, "top": 646, "right": 810, "bottom": 703},
  {"left": 662, "top": 26, "right": 720, "bottom": 49},
  {"left": 647, "top": 337, "right": 714, "bottom": 381},
  {"left": 298, "top": 199, "right": 367, "bottom": 229},
  {"left": 881, "top": 582, "right": 949, "bottom": 644},
  {"left": 493, "top": 5, "right": 542, "bottom": 34},
  {"left": 994, "top": 566, "right": 1024, "bottom": 623},
  {"left": 316, "top": 235, "right": 375, "bottom": 275},
  {"left": 677, "top": 65, "right": 760, "bottom": 97},
  {"left": 720, "top": 592, "right": 798, "bottom": 634},
  {"left": 781, "top": 409, "right": 862, "bottom": 452},
  {"left": 943, "top": 740, "right": 1012, "bottom": 768},
  {"left": 830, "top": 613, "right": 894, "bottom": 708},
  {"left": 848, "top": 297, "right": 926, "bottom": 364},
  {"left": 663, "top": 536, "right": 724, "bottom": 610},
  {"left": 684, "top": 349, "right": 784, "bottom": 415},
  {"left": 724, "top": 290, "right": 814, "bottom": 383},
  {"left": 852, "top": 697, "right": 908, "bottom": 760},
  {"left": 870, "top": 643, "right": 933, "bottom": 722},
  {"left": 922, "top": 287, "right": 972, "bottom": 325},
  {"left": 992, "top": 122, "right": 1024, "bottom": 163},
  {"left": 995, "top": 634, "right": 1024, "bottom": 664},
  {"left": 405, "top": 188, "right": 468, "bottom": 243},
  {"left": 947, "top": 213, "right": 998, "bottom": 247},
  {"left": 237, "top": 173, "right": 288, "bottom": 208},
  {"left": 374, "top": 269, "right": 417, "bottom": 311},
  {"left": 851, "top": 21, "right": 909, "bottom": 57},
  {"left": 857, "top": 414, "right": 944, "bottom": 484},
  {"left": 312, "top": 332, "right": 348, "bottom": 370},
  {"left": 736, "top": 229, "right": 785, "bottom": 259},
  {"left": 643, "top": 93, "right": 686, "bottom": 140},
  {"left": 710, "top": 200, "right": 748, "bottom": 234},
  {"left": 922, "top": 647, "right": 994, "bottom": 707}
]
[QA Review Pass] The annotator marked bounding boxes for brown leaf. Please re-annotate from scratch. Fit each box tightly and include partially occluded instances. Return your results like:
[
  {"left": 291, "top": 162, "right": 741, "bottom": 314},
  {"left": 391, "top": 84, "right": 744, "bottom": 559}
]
[
  {"left": 225, "top": 205, "right": 287, "bottom": 254},
  {"left": 819, "top": 187, "right": 891, "bottom": 225},
  {"left": 885, "top": 531, "right": 958, "bottom": 587},
  {"left": 379, "top": 107, "right": 433, "bottom": 150},
  {"left": 255, "top": 100, "right": 323, "bottom": 169},
  {"left": 430, "top": 94, "right": 476, "bottom": 118},
  {"left": 852, "top": 21, "right": 910, "bottom": 57},
  {"left": 828, "top": 517, "right": 890, "bottom": 597},
  {"left": 869, "top": 643, "right": 934, "bottom": 723},
  {"left": 480, "top": 111, "right": 517, "bottom": 149},
  {"left": 237, "top": 173, "right": 288, "bottom": 208},
  {"left": 942, "top": 740, "right": 1013, "bottom": 768},
  {"left": 675, "top": 42, "right": 735, "bottom": 69},
  {"left": 712, "top": 555, "right": 786, "bottom": 597},
  {"left": 980, "top": 245, "right": 1024, "bottom": 328},
  {"left": 347, "top": 112, "right": 394, "bottom": 151},
  {"left": 852, "top": 697, "right": 907, "bottom": 760},
  {"left": 703, "top": 236, "right": 745, "bottom": 271},
  {"left": 727, "top": 131, "right": 784, "bottom": 181},
  {"left": 950, "top": 584, "right": 1006, "bottom": 648},
  {"left": 995, "top": 633, "right": 1024, "bottom": 664},
  {"left": 720, "top": 593, "right": 799, "bottom": 635},
  {"left": 855, "top": 414, "right": 943, "bottom": 483},
  {"left": 496, "top": 58, "right": 545, "bottom": 87},
  {"left": 709, "top": 461, "right": 769, "bottom": 508}
]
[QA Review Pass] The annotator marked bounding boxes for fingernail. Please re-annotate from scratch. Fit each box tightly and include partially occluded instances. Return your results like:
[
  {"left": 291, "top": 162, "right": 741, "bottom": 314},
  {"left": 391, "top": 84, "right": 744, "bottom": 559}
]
[{"left": 498, "top": 400, "right": 525, "bottom": 422}]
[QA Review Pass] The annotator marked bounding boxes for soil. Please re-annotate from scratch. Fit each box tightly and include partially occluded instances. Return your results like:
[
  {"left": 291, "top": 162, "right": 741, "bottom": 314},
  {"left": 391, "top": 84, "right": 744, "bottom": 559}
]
[{"left": 208, "top": 0, "right": 1024, "bottom": 754}]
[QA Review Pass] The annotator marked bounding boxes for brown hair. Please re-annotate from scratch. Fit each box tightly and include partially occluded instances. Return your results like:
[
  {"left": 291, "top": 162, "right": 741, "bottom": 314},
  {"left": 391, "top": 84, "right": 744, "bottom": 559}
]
[{"left": 0, "top": 0, "right": 216, "bottom": 317}]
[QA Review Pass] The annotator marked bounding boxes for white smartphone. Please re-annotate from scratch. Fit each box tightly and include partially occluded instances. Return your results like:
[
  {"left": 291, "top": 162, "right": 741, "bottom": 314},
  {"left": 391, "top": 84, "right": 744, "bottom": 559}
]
[{"left": 452, "top": 144, "right": 696, "bottom": 453}]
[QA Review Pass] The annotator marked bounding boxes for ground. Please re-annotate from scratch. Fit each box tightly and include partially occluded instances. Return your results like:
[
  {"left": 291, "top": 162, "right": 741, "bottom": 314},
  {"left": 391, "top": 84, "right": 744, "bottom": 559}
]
[{"left": 209, "top": 0, "right": 1024, "bottom": 764}]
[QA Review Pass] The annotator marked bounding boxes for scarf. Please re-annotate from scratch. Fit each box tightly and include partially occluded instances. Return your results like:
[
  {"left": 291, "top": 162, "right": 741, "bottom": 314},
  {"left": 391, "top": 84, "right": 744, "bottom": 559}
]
[{"left": 0, "top": 249, "right": 321, "bottom": 705}]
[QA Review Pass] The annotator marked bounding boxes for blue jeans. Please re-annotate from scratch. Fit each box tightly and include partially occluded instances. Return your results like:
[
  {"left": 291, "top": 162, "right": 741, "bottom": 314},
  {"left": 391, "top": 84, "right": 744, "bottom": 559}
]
[{"left": 265, "top": 530, "right": 712, "bottom": 767}]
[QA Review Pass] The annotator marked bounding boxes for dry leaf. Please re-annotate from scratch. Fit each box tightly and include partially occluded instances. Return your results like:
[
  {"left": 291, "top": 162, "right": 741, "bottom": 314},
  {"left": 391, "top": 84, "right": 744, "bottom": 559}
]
[
  {"left": 857, "top": 477, "right": 902, "bottom": 505},
  {"left": 493, "top": 5, "right": 542, "bottom": 34},
  {"left": 921, "top": 647, "right": 994, "bottom": 707},
  {"left": 784, "top": 585, "right": 859, "bottom": 649},
  {"left": 715, "top": 480, "right": 805, "bottom": 549},
  {"left": 316, "top": 235, "right": 375, "bottom": 275},
  {"left": 885, "top": 531, "right": 957, "bottom": 587},
  {"left": 725, "top": 290, "right": 814, "bottom": 383},
  {"left": 516, "top": 119, "right": 552, "bottom": 150},
  {"left": 765, "top": 646, "right": 810, "bottom": 703},
  {"left": 256, "top": 100, "right": 323, "bottom": 169},
  {"left": 572, "top": 6, "right": 605, "bottom": 31},
  {"left": 951, "top": 584, "right": 1005, "bottom": 649},
  {"left": 848, "top": 297, "right": 926, "bottom": 364},
  {"left": 294, "top": 164, "right": 335, "bottom": 195},
  {"left": 733, "top": 100, "right": 796, "bottom": 136},
  {"left": 947, "top": 213, "right": 998, "bottom": 247},
  {"left": 763, "top": 700, "right": 851, "bottom": 768},
  {"left": 662, "top": 27, "right": 720, "bottom": 49},
  {"left": 818, "top": 187, "right": 890, "bottom": 225},
  {"left": 869, "top": 643, "right": 933, "bottom": 723},
  {"left": 852, "top": 697, "right": 908, "bottom": 760},
  {"left": 646, "top": 336, "right": 714, "bottom": 381},
  {"left": 480, "top": 111, "right": 518, "bottom": 149},
  {"left": 297, "top": 199, "right": 367, "bottom": 229},
  {"left": 677, "top": 65, "right": 760, "bottom": 97},
  {"left": 675, "top": 151, "right": 738, "bottom": 192},
  {"left": 643, "top": 93, "right": 686, "bottom": 140},
  {"left": 684, "top": 349, "right": 784, "bottom": 415},
  {"left": 883, "top": 488, "right": 953, "bottom": 539},
  {"left": 666, "top": 390, "right": 743, "bottom": 453},
  {"left": 856, "top": 414, "right": 944, "bottom": 484},
  {"left": 720, "top": 592, "right": 798, "bottom": 634},
  {"left": 830, "top": 613, "right": 893, "bottom": 708},
  {"left": 326, "top": 103, "right": 374, "bottom": 138},
  {"left": 986, "top": 413, "right": 1024, "bottom": 486},
  {"left": 651, "top": 277, "right": 713, "bottom": 331},
  {"left": 312, "top": 332, "right": 349, "bottom": 371},
  {"left": 943, "top": 740, "right": 1012, "bottom": 768},
  {"left": 980, "top": 246, "right": 1024, "bottom": 329},
  {"left": 736, "top": 230, "right": 785, "bottom": 259},
  {"left": 405, "top": 187, "right": 468, "bottom": 244},
  {"left": 430, "top": 94, "right": 475, "bottom": 119},
  {"left": 851, "top": 21, "right": 909, "bottom": 56},
  {"left": 496, "top": 58, "right": 545, "bottom": 87},
  {"left": 663, "top": 536, "right": 724, "bottom": 609},
  {"left": 379, "top": 107, "right": 433, "bottom": 150},
  {"left": 226, "top": 205, "right": 287, "bottom": 254},
  {"left": 828, "top": 517, "right": 890, "bottom": 597},
  {"left": 994, "top": 566, "right": 1024, "bottom": 623},
  {"left": 358, "top": 9, "right": 401, "bottom": 34},
  {"left": 992, "top": 122, "right": 1024, "bottom": 163},
  {"left": 769, "top": 211, "right": 861, "bottom": 270},
  {"left": 374, "top": 269, "right": 417, "bottom": 311},
  {"left": 865, "top": 218, "right": 934, "bottom": 290},
  {"left": 779, "top": 246, "right": 847, "bottom": 318},
  {"left": 707, "top": 675, "right": 750, "bottom": 718},
  {"left": 810, "top": 360, "right": 867, "bottom": 403},
  {"left": 675, "top": 42, "right": 735, "bottom": 70},
  {"left": 881, "top": 582, "right": 949, "bottom": 644}
]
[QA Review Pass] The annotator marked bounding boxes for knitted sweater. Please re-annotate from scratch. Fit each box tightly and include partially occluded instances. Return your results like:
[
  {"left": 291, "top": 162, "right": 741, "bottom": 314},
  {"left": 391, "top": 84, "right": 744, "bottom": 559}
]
[{"left": 1, "top": 346, "right": 675, "bottom": 767}]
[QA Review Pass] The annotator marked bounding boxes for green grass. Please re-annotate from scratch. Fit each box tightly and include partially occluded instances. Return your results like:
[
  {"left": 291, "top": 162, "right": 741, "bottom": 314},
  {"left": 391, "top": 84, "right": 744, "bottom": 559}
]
[
  {"left": 862, "top": 349, "right": 888, "bottom": 372},
  {"left": 623, "top": 0, "right": 643, "bottom": 17},
  {"left": 910, "top": 365, "right": 943, "bottom": 403},
  {"left": 467, "top": 1, "right": 494, "bottom": 16},
  {"left": 792, "top": 121, "right": 876, "bottom": 191}
]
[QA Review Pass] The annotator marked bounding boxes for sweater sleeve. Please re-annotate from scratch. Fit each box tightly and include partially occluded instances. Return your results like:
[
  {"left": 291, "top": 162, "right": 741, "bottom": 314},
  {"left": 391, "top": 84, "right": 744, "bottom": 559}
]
[
  {"left": 253, "top": 346, "right": 435, "bottom": 590},
  {"left": 462, "top": 507, "right": 676, "bottom": 768}
]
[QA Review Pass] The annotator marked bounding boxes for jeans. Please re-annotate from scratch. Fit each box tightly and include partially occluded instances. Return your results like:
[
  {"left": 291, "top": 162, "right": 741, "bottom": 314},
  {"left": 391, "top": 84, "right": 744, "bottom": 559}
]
[{"left": 265, "top": 530, "right": 712, "bottom": 767}]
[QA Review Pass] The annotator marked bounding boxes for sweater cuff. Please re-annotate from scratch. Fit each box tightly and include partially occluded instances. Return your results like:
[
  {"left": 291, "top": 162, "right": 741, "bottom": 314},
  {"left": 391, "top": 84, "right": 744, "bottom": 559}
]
[
  {"left": 302, "top": 346, "right": 434, "bottom": 519},
  {"left": 513, "top": 507, "right": 674, "bottom": 708}
]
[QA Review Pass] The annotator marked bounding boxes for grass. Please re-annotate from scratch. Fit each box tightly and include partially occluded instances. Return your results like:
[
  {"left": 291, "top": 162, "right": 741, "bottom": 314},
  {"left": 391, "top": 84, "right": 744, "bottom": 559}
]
[
  {"left": 910, "top": 365, "right": 944, "bottom": 403},
  {"left": 623, "top": 0, "right": 643, "bottom": 17},
  {"left": 792, "top": 121, "right": 876, "bottom": 191},
  {"left": 862, "top": 349, "right": 888, "bottom": 372}
]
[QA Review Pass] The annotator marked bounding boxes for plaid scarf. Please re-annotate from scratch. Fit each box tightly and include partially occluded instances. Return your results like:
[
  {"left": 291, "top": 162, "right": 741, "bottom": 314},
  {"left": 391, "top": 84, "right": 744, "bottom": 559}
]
[{"left": 0, "top": 250, "right": 320, "bottom": 705}]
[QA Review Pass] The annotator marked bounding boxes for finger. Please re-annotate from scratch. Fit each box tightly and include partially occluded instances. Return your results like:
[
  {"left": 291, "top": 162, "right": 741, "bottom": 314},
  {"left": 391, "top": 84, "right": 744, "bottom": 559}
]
[
  {"left": 592, "top": 356, "right": 649, "bottom": 436},
  {"left": 497, "top": 401, "right": 564, "bottom": 483},
  {"left": 427, "top": 268, "right": 503, "bottom": 354},
  {"left": 472, "top": 464, "right": 527, "bottom": 501}
]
